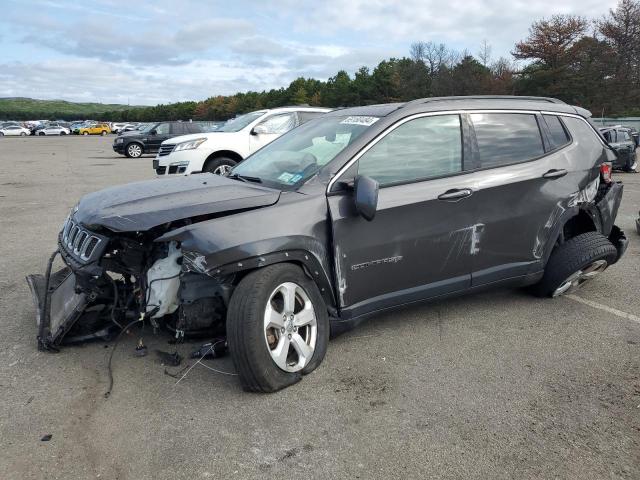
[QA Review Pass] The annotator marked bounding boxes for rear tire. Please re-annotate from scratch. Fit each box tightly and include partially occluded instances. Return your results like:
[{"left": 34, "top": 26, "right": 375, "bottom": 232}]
[
  {"left": 227, "top": 264, "right": 329, "bottom": 392},
  {"left": 202, "top": 156, "right": 237, "bottom": 175},
  {"left": 532, "top": 232, "right": 618, "bottom": 297}
]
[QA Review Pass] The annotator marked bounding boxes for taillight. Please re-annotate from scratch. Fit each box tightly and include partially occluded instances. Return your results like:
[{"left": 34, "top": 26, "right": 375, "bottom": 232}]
[{"left": 600, "top": 162, "right": 612, "bottom": 183}]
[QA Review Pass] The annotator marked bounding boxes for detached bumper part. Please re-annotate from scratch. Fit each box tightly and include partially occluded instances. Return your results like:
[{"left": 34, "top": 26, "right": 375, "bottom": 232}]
[
  {"left": 26, "top": 267, "right": 87, "bottom": 350},
  {"left": 608, "top": 225, "right": 628, "bottom": 263}
]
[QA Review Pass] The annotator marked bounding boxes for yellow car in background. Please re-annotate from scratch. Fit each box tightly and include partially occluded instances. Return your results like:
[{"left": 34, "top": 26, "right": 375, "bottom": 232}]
[{"left": 78, "top": 123, "right": 111, "bottom": 136}]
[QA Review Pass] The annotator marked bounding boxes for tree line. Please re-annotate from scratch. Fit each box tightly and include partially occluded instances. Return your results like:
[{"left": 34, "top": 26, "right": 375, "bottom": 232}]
[{"left": 8, "top": 0, "right": 640, "bottom": 121}]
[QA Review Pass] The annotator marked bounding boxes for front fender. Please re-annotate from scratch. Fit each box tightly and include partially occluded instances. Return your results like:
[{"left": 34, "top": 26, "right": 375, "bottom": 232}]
[{"left": 157, "top": 192, "right": 336, "bottom": 309}]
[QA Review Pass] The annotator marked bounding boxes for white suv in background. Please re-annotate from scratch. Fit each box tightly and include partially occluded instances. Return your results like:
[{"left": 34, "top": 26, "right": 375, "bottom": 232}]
[{"left": 153, "top": 106, "right": 331, "bottom": 176}]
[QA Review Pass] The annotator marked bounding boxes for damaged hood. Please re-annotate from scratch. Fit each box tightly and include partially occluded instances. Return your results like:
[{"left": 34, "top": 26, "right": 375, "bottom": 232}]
[{"left": 75, "top": 174, "right": 281, "bottom": 232}]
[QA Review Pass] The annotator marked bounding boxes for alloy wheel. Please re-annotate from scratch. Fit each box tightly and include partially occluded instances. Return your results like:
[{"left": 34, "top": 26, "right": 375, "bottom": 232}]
[
  {"left": 264, "top": 282, "right": 317, "bottom": 372},
  {"left": 128, "top": 144, "right": 142, "bottom": 158},
  {"left": 213, "top": 164, "right": 233, "bottom": 175},
  {"left": 552, "top": 259, "right": 608, "bottom": 297}
]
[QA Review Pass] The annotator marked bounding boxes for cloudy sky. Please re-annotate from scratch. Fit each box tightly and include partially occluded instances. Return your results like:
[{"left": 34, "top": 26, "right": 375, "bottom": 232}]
[{"left": 0, "top": 0, "right": 619, "bottom": 105}]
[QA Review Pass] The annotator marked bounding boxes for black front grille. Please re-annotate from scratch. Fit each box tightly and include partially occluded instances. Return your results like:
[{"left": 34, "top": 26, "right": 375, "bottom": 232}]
[
  {"left": 158, "top": 144, "right": 175, "bottom": 156},
  {"left": 61, "top": 218, "right": 102, "bottom": 262}
]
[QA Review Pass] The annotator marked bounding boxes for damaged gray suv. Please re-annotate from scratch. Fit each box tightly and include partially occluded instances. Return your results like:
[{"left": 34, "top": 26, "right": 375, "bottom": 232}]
[{"left": 28, "top": 96, "right": 628, "bottom": 392}]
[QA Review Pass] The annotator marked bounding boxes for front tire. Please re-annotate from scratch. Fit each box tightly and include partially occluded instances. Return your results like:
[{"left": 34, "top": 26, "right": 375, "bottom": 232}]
[
  {"left": 101, "top": 130, "right": 107, "bottom": 136},
  {"left": 533, "top": 232, "right": 618, "bottom": 297},
  {"left": 125, "top": 143, "right": 143, "bottom": 158},
  {"left": 83, "top": 131, "right": 89, "bottom": 136},
  {"left": 227, "top": 264, "right": 329, "bottom": 392},
  {"left": 202, "top": 156, "right": 237, "bottom": 175},
  {"left": 20, "top": 132, "right": 26, "bottom": 136}
]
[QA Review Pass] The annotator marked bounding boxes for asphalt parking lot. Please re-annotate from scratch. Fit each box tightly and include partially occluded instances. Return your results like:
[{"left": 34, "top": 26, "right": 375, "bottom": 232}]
[{"left": 0, "top": 135, "right": 638, "bottom": 480}]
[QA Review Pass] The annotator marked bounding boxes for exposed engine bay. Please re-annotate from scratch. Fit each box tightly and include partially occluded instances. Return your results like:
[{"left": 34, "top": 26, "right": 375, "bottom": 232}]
[{"left": 28, "top": 215, "right": 236, "bottom": 350}]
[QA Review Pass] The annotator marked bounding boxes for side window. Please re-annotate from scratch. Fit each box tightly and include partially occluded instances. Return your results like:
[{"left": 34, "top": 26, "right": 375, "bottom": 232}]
[
  {"left": 297, "top": 111, "right": 324, "bottom": 125},
  {"left": 258, "top": 113, "right": 297, "bottom": 134},
  {"left": 543, "top": 115, "right": 571, "bottom": 149},
  {"left": 470, "top": 113, "right": 544, "bottom": 168},
  {"left": 186, "top": 122, "right": 202, "bottom": 133},
  {"left": 619, "top": 130, "right": 631, "bottom": 141},
  {"left": 358, "top": 114, "right": 462, "bottom": 186},
  {"left": 155, "top": 123, "right": 170, "bottom": 135}
]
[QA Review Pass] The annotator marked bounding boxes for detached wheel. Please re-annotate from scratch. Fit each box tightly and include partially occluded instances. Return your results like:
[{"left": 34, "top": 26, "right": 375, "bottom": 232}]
[
  {"left": 533, "top": 232, "right": 618, "bottom": 297},
  {"left": 227, "top": 263, "right": 329, "bottom": 392},
  {"left": 203, "top": 156, "right": 237, "bottom": 175},
  {"left": 125, "top": 143, "right": 143, "bottom": 158}
]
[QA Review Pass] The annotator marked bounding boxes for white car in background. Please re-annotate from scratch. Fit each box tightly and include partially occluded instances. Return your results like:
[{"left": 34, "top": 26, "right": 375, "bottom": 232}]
[
  {"left": 110, "top": 123, "right": 128, "bottom": 133},
  {"left": 153, "top": 107, "right": 331, "bottom": 176},
  {"left": 38, "top": 125, "right": 71, "bottom": 136},
  {"left": 0, "top": 125, "right": 30, "bottom": 136}
]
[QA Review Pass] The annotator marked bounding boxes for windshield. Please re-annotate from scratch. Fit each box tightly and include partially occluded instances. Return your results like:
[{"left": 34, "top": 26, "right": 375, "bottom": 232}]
[
  {"left": 217, "top": 111, "right": 266, "bottom": 132},
  {"left": 231, "top": 115, "right": 379, "bottom": 188}
]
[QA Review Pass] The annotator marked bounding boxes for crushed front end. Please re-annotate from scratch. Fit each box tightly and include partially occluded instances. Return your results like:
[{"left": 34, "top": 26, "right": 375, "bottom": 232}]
[{"left": 27, "top": 214, "right": 230, "bottom": 351}]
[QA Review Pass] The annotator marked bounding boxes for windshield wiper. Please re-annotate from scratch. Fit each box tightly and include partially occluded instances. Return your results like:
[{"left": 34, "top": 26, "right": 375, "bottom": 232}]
[{"left": 227, "top": 173, "right": 262, "bottom": 183}]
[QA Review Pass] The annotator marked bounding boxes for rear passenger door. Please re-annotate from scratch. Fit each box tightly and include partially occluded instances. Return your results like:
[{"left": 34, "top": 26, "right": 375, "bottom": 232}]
[{"left": 468, "top": 112, "right": 577, "bottom": 286}]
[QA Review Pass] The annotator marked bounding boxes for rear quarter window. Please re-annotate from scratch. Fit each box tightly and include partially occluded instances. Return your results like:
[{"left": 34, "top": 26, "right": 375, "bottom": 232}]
[
  {"left": 543, "top": 115, "right": 571, "bottom": 149},
  {"left": 563, "top": 117, "right": 604, "bottom": 151},
  {"left": 470, "top": 113, "right": 544, "bottom": 168}
]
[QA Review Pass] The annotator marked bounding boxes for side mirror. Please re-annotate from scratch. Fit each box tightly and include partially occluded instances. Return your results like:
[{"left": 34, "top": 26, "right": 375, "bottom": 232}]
[
  {"left": 251, "top": 125, "right": 268, "bottom": 135},
  {"left": 149, "top": 129, "right": 157, "bottom": 135},
  {"left": 354, "top": 175, "right": 379, "bottom": 221}
]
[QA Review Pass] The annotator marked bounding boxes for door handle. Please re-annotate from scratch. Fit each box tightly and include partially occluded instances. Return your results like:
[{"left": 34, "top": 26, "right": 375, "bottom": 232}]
[
  {"left": 437, "top": 188, "right": 473, "bottom": 201},
  {"left": 542, "top": 169, "right": 568, "bottom": 179}
]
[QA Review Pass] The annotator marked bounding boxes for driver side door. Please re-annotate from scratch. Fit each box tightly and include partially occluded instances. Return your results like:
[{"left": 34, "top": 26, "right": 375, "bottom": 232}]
[
  {"left": 146, "top": 122, "right": 171, "bottom": 151},
  {"left": 327, "top": 114, "right": 477, "bottom": 318},
  {"left": 248, "top": 112, "right": 297, "bottom": 154}
]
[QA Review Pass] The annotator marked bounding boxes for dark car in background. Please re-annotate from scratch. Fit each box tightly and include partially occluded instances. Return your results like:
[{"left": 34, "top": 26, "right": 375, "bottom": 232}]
[
  {"left": 113, "top": 121, "right": 203, "bottom": 158},
  {"left": 28, "top": 96, "right": 628, "bottom": 393},
  {"left": 599, "top": 126, "right": 637, "bottom": 172}
]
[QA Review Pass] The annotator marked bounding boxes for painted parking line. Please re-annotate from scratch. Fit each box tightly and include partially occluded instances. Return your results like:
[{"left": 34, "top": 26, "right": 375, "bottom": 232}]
[{"left": 565, "top": 294, "right": 640, "bottom": 325}]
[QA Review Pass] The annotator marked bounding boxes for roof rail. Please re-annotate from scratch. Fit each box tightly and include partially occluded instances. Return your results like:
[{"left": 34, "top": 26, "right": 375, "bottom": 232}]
[{"left": 404, "top": 95, "right": 566, "bottom": 107}]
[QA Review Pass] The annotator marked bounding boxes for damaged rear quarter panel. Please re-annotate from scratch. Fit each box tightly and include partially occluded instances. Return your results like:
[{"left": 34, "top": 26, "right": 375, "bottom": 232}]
[{"left": 157, "top": 192, "right": 336, "bottom": 306}]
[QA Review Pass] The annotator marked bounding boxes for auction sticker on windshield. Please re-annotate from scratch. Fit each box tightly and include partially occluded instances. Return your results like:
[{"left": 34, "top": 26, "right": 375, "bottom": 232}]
[
  {"left": 277, "top": 172, "right": 304, "bottom": 184},
  {"left": 340, "top": 116, "right": 379, "bottom": 126}
]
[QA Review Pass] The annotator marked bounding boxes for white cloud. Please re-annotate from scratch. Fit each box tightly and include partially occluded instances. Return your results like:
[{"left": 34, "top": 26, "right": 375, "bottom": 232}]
[{"left": 0, "top": 0, "right": 622, "bottom": 104}]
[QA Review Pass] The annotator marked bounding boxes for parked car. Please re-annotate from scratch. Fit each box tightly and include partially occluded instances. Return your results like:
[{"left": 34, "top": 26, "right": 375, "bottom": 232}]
[
  {"left": 27, "top": 96, "right": 628, "bottom": 393},
  {"left": 37, "top": 125, "right": 71, "bottom": 135},
  {"left": 78, "top": 123, "right": 111, "bottom": 136},
  {"left": 110, "top": 123, "right": 128, "bottom": 133},
  {"left": 154, "top": 107, "right": 330, "bottom": 176},
  {"left": 599, "top": 126, "right": 637, "bottom": 172},
  {"left": 113, "top": 121, "right": 203, "bottom": 158},
  {"left": 117, "top": 123, "right": 140, "bottom": 134},
  {"left": 0, "top": 125, "right": 30, "bottom": 136}
]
